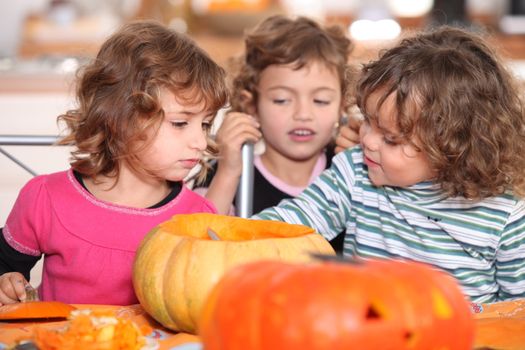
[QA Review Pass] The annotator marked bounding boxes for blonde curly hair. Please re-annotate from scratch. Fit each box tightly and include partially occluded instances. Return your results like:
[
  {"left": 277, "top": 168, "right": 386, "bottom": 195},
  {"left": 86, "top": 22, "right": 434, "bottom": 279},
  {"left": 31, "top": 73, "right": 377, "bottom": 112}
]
[
  {"left": 58, "top": 20, "right": 228, "bottom": 183},
  {"left": 229, "top": 15, "right": 355, "bottom": 115},
  {"left": 356, "top": 26, "right": 525, "bottom": 199}
]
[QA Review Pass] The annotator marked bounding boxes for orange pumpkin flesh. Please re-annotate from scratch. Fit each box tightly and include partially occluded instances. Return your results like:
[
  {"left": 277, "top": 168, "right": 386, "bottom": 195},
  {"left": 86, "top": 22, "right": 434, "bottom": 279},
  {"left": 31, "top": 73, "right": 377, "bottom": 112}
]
[
  {"left": 159, "top": 213, "right": 316, "bottom": 240},
  {"left": 132, "top": 213, "right": 335, "bottom": 334},
  {"left": 0, "top": 301, "right": 76, "bottom": 320},
  {"left": 199, "top": 259, "right": 475, "bottom": 350}
]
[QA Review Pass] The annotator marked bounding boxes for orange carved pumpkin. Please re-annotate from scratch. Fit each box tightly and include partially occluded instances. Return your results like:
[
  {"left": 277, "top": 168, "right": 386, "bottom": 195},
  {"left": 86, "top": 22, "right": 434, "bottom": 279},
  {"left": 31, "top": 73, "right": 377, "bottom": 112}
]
[
  {"left": 132, "top": 213, "right": 334, "bottom": 334},
  {"left": 199, "top": 258, "right": 475, "bottom": 350}
]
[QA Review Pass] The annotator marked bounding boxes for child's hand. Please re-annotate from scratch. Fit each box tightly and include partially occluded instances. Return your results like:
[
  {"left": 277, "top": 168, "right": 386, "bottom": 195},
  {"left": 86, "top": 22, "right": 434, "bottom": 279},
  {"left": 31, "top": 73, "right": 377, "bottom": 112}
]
[
  {"left": 335, "top": 117, "right": 362, "bottom": 154},
  {"left": 0, "top": 272, "right": 29, "bottom": 305},
  {"left": 215, "top": 112, "right": 261, "bottom": 176}
]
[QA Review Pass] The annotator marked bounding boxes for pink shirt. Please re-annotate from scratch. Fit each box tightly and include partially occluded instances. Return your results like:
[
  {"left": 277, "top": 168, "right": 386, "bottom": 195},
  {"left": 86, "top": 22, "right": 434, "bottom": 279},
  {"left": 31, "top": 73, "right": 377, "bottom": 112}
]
[
  {"left": 4, "top": 170, "right": 216, "bottom": 305},
  {"left": 253, "top": 152, "right": 327, "bottom": 197}
]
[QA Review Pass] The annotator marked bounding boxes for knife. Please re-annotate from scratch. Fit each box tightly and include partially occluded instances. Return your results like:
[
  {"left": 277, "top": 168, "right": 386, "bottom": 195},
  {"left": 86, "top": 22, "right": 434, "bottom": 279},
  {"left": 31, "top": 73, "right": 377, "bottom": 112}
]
[{"left": 23, "top": 284, "right": 39, "bottom": 302}]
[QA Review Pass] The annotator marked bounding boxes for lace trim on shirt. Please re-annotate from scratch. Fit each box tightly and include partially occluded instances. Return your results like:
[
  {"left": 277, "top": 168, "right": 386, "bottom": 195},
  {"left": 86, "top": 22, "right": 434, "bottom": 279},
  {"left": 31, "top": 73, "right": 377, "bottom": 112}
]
[
  {"left": 67, "top": 170, "right": 183, "bottom": 216},
  {"left": 3, "top": 224, "right": 41, "bottom": 256},
  {"left": 254, "top": 153, "right": 327, "bottom": 197}
]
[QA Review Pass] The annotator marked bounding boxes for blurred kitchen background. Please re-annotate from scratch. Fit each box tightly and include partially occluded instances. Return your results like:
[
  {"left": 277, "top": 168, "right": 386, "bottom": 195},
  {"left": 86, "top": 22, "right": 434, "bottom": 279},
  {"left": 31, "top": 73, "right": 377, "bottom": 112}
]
[{"left": 2, "top": 0, "right": 525, "bottom": 284}]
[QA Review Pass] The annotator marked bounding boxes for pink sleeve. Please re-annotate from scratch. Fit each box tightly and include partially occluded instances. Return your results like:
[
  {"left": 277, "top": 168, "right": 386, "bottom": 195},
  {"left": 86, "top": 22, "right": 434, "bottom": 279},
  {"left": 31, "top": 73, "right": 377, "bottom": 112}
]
[{"left": 4, "top": 176, "right": 50, "bottom": 256}]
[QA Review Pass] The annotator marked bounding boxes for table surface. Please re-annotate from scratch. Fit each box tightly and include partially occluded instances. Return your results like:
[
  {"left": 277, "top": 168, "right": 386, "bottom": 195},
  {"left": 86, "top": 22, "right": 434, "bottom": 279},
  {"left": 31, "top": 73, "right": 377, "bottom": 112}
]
[
  {"left": 0, "top": 304, "right": 199, "bottom": 350},
  {"left": 1, "top": 299, "right": 524, "bottom": 349}
]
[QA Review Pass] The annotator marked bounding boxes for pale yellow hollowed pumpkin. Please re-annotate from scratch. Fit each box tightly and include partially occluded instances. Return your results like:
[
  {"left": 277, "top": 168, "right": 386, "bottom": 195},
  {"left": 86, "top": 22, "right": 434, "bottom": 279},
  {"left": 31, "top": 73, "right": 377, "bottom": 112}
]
[{"left": 132, "top": 213, "right": 334, "bottom": 334}]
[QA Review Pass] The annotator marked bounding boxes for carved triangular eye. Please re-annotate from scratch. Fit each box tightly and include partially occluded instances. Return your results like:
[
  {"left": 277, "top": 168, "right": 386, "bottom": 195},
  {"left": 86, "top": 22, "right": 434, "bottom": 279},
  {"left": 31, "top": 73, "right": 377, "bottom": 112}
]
[
  {"left": 365, "top": 304, "right": 383, "bottom": 320},
  {"left": 405, "top": 331, "right": 415, "bottom": 345}
]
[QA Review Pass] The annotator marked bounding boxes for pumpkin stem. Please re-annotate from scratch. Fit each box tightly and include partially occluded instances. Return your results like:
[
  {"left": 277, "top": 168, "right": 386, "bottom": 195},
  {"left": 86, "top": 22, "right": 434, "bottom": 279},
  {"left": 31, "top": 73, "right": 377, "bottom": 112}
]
[
  {"left": 207, "top": 227, "right": 221, "bottom": 241},
  {"left": 310, "top": 253, "right": 363, "bottom": 265}
]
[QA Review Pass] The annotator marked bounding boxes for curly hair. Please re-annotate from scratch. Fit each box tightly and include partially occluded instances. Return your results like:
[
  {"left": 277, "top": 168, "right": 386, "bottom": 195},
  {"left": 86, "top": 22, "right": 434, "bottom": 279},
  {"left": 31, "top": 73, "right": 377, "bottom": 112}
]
[
  {"left": 229, "top": 15, "right": 354, "bottom": 115},
  {"left": 356, "top": 26, "right": 525, "bottom": 199},
  {"left": 58, "top": 20, "right": 228, "bottom": 182}
]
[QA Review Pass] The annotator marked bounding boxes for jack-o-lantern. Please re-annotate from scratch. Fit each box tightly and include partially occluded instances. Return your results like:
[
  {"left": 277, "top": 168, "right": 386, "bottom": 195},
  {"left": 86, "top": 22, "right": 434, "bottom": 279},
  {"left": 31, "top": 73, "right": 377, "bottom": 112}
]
[
  {"left": 132, "top": 213, "right": 334, "bottom": 334},
  {"left": 199, "top": 258, "right": 475, "bottom": 350}
]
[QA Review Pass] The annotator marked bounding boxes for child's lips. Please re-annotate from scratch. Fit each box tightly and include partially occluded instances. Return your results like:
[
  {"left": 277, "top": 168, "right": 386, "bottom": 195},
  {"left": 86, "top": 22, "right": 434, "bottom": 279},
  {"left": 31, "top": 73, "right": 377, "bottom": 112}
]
[
  {"left": 364, "top": 155, "right": 380, "bottom": 167},
  {"left": 288, "top": 128, "right": 315, "bottom": 142},
  {"left": 180, "top": 159, "right": 199, "bottom": 169}
]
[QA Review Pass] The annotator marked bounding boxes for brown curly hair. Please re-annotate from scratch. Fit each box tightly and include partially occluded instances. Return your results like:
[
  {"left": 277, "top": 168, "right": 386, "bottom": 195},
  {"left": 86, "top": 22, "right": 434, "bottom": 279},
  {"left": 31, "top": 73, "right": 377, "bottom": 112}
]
[
  {"left": 356, "top": 26, "right": 525, "bottom": 199},
  {"left": 229, "top": 15, "right": 355, "bottom": 115},
  {"left": 58, "top": 20, "right": 228, "bottom": 182}
]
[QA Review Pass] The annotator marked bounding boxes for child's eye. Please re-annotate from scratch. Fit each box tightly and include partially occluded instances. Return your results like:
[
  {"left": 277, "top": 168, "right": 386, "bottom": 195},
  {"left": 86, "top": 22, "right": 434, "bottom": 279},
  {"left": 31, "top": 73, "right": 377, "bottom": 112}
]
[
  {"left": 313, "top": 99, "right": 330, "bottom": 105},
  {"left": 272, "top": 98, "right": 289, "bottom": 105},
  {"left": 170, "top": 121, "right": 188, "bottom": 128},
  {"left": 383, "top": 136, "right": 399, "bottom": 146},
  {"left": 202, "top": 122, "right": 212, "bottom": 132}
]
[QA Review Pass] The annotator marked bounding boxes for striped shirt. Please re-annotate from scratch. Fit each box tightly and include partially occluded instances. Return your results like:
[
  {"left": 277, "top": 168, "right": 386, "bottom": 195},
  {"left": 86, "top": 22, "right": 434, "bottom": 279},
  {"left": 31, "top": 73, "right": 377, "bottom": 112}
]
[{"left": 253, "top": 146, "right": 525, "bottom": 303}]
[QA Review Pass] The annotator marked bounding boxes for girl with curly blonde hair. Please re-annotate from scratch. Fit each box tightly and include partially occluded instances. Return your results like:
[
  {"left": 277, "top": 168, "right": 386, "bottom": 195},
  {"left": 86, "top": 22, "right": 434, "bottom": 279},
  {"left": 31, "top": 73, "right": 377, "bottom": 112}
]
[
  {"left": 196, "top": 15, "right": 357, "bottom": 253},
  {"left": 0, "top": 20, "right": 228, "bottom": 306}
]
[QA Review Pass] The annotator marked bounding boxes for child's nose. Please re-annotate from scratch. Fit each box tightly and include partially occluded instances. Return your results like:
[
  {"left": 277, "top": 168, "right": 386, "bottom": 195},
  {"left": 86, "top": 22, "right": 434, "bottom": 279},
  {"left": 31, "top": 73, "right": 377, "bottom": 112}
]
[
  {"left": 360, "top": 125, "right": 379, "bottom": 151},
  {"left": 293, "top": 99, "right": 313, "bottom": 121},
  {"left": 190, "top": 129, "right": 207, "bottom": 151}
]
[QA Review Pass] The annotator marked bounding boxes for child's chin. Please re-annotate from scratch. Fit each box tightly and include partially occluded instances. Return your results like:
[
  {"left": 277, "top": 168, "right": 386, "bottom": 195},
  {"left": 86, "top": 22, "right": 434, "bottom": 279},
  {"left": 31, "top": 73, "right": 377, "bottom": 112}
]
[{"left": 367, "top": 174, "right": 385, "bottom": 187}]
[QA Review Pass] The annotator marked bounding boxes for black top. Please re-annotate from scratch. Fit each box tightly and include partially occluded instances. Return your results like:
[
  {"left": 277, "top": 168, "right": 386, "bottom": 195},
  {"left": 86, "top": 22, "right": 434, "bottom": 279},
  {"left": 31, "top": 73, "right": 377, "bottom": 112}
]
[{"left": 0, "top": 171, "right": 183, "bottom": 279}]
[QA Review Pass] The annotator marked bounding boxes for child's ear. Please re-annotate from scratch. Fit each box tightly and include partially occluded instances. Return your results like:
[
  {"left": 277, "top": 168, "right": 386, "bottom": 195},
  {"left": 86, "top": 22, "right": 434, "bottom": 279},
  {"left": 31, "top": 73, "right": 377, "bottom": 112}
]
[{"left": 239, "top": 90, "right": 256, "bottom": 116}]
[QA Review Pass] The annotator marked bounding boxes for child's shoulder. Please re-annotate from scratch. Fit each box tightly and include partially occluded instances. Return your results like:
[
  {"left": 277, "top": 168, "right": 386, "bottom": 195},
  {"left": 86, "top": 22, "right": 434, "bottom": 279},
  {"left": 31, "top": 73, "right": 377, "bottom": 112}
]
[
  {"left": 19, "top": 169, "right": 70, "bottom": 195},
  {"left": 474, "top": 191, "right": 524, "bottom": 214},
  {"left": 322, "top": 145, "right": 369, "bottom": 187},
  {"left": 181, "top": 185, "right": 218, "bottom": 213},
  {"left": 8, "top": 170, "right": 71, "bottom": 226},
  {"left": 494, "top": 191, "right": 525, "bottom": 218},
  {"left": 332, "top": 145, "right": 365, "bottom": 169}
]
